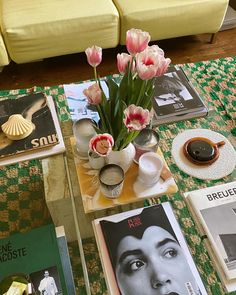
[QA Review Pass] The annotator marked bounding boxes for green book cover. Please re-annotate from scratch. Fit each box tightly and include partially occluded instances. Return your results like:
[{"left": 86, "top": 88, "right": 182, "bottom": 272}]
[{"left": 0, "top": 224, "right": 67, "bottom": 294}]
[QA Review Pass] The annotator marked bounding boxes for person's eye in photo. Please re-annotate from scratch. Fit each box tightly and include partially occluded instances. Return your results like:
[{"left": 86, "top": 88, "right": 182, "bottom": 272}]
[
  {"left": 122, "top": 256, "right": 147, "bottom": 274},
  {"left": 128, "top": 258, "right": 146, "bottom": 272},
  {"left": 162, "top": 247, "right": 178, "bottom": 259}
]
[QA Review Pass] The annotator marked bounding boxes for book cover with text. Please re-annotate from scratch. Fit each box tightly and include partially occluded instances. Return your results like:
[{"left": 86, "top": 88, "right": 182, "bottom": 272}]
[
  {"left": 0, "top": 93, "right": 59, "bottom": 159},
  {"left": 93, "top": 203, "right": 207, "bottom": 295},
  {"left": 152, "top": 66, "right": 207, "bottom": 120},
  {"left": 0, "top": 224, "right": 67, "bottom": 294},
  {"left": 185, "top": 181, "right": 236, "bottom": 281}
]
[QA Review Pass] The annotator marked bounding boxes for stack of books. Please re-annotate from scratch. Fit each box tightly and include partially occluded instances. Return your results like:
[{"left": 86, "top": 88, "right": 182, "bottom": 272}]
[
  {"left": 184, "top": 181, "right": 236, "bottom": 293},
  {"left": 152, "top": 65, "right": 208, "bottom": 125},
  {"left": 0, "top": 224, "right": 76, "bottom": 294},
  {"left": 63, "top": 65, "right": 208, "bottom": 127}
]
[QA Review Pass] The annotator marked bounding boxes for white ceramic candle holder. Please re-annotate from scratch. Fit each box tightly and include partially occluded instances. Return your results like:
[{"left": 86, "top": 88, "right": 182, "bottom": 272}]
[
  {"left": 88, "top": 149, "right": 105, "bottom": 170},
  {"left": 72, "top": 118, "right": 96, "bottom": 158},
  {"left": 138, "top": 152, "right": 163, "bottom": 186}
]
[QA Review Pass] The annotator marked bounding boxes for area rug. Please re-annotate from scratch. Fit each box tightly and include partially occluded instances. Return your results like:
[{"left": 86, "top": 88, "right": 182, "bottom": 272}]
[{"left": 0, "top": 56, "right": 235, "bottom": 295}]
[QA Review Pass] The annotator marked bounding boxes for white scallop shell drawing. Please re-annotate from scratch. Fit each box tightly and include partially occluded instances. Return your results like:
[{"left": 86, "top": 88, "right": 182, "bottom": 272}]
[{"left": 1, "top": 114, "right": 34, "bottom": 140}]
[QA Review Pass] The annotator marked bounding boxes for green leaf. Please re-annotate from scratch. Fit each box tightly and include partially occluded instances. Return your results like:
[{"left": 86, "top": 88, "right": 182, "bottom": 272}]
[
  {"left": 113, "top": 127, "right": 128, "bottom": 150},
  {"left": 93, "top": 125, "right": 103, "bottom": 134},
  {"left": 106, "top": 78, "right": 118, "bottom": 101},
  {"left": 118, "top": 71, "right": 129, "bottom": 104}
]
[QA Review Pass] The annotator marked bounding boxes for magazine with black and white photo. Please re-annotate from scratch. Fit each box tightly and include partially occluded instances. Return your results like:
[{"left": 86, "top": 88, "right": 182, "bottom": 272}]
[
  {"left": 152, "top": 66, "right": 208, "bottom": 124},
  {"left": 92, "top": 202, "right": 207, "bottom": 295},
  {"left": 0, "top": 93, "right": 65, "bottom": 166},
  {"left": 184, "top": 181, "right": 236, "bottom": 284},
  {"left": 63, "top": 68, "right": 208, "bottom": 127}
]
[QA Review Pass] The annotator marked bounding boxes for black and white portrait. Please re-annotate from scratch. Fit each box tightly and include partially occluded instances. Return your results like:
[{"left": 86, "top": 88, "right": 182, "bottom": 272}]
[
  {"left": 102, "top": 206, "right": 202, "bottom": 295},
  {"left": 154, "top": 71, "right": 193, "bottom": 106},
  {"left": 30, "top": 266, "right": 62, "bottom": 295}
]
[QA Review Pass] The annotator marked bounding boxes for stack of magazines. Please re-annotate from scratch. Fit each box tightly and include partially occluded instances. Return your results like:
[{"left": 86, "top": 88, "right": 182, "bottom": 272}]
[
  {"left": 185, "top": 181, "right": 236, "bottom": 293},
  {"left": 63, "top": 65, "right": 208, "bottom": 127},
  {"left": 152, "top": 65, "right": 208, "bottom": 125}
]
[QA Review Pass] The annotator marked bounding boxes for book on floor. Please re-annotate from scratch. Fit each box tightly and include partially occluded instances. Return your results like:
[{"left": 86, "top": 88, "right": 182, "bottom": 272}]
[
  {"left": 56, "top": 226, "right": 76, "bottom": 295},
  {"left": 0, "top": 224, "right": 74, "bottom": 295},
  {"left": 184, "top": 181, "right": 236, "bottom": 292},
  {"left": 152, "top": 65, "right": 208, "bottom": 125},
  {"left": 92, "top": 202, "right": 207, "bottom": 295},
  {"left": 0, "top": 92, "right": 65, "bottom": 166}
]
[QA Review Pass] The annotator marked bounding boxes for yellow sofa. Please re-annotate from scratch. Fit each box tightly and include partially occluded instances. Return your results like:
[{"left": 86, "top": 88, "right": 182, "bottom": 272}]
[
  {"left": 0, "top": 0, "right": 119, "bottom": 66},
  {"left": 0, "top": 0, "right": 229, "bottom": 67},
  {"left": 113, "top": 0, "right": 229, "bottom": 44}
]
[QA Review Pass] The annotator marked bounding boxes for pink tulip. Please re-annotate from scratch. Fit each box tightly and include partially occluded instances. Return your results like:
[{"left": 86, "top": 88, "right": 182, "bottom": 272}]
[
  {"left": 85, "top": 45, "right": 102, "bottom": 67},
  {"left": 124, "top": 104, "right": 151, "bottom": 131},
  {"left": 83, "top": 83, "right": 102, "bottom": 105},
  {"left": 136, "top": 50, "right": 158, "bottom": 80},
  {"left": 136, "top": 46, "right": 171, "bottom": 80},
  {"left": 126, "top": 28, "right": 150, "bottom": 55},
  {"left": 89, "top": 133, "right": 114, "bottom": 156},
  {"left": 117, "top": 53, "right": 132, "bottom": 74},
  {"left": 148, "top": 45, "right": 164, "bottom": 57},
  {"left": 155, "top": 56, "right": 171, "bottom": 77}
]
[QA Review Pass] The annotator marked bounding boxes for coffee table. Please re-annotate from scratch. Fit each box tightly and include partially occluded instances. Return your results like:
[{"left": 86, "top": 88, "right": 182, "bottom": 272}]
[
  {"left": 42, "top": 62, "right": 236, "bottom": 294},
  {"left": 1, "top": 57, "right": 235, "bottom": 295}
]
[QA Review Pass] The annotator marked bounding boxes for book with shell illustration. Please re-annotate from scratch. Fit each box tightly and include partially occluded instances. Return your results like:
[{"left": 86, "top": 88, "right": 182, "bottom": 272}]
[{"left": 0, "top": 93, "right": 65, "bottom": 164}]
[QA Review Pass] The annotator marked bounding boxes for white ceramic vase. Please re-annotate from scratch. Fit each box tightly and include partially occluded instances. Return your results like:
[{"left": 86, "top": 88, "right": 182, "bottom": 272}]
[{"left": 106, "top": 143, "right": 136, "bottom": 173}]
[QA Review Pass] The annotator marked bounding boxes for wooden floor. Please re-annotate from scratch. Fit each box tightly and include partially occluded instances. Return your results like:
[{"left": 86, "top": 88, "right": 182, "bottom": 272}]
[{"left": 0, "top": 28, "right": 236, "bottom": 91}]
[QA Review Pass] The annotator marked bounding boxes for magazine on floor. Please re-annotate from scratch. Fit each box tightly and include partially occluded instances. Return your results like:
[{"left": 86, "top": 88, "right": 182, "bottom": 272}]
[
  {"left": 0, "top": 224, "right": 70, "bottom": 295},
  {"left": 184, "top": 181, "right": 236, "bottom": 292},
  {"left": 0, "top": 93, "right": 65, "bottom": 166},
  {"left": 92, "top": 202, "right": 207, "bottom": 295},
  {"left": 152, "top": 65, "right": 208, "bottom": 125}
]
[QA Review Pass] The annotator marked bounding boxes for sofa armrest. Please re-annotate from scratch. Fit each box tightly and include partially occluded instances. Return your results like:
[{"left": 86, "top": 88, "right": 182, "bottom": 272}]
[
  {"left": 0, "top": 31, "right": 10, "bottom": 66},
  {"left": 0, "top": 0, "right": 10, "bottom": 67}
]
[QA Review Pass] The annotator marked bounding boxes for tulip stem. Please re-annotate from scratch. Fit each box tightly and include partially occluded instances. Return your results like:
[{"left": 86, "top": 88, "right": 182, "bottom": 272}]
[
  {"left": 136, "top": 80, "right": 146, "bottom": 106},
  {"left": 119, "top": 130, "right": 139, "bottom": 150},
  {"left": 94, "top": 66, "right": 98, "bottom": 82}
]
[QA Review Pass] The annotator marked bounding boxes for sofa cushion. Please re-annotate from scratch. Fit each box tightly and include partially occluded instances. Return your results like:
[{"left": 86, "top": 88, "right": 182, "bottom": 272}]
[
  {"left": 113, "top": 0, "right": 229, "bottom": 44},
  {"left": 0, "top": 0, "right": 119, "bottom": 63},
  {"left": 0, "top": 30, "right": 9, "bottom": 66}
]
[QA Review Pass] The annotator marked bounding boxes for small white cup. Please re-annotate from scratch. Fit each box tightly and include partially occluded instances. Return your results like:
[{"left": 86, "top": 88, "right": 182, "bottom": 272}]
[
  {"left": 138, "top": 152, "right": 163, "bottom": 186},
  {"left": 88, "top": 149, "right": 105, "bottom": 170}
]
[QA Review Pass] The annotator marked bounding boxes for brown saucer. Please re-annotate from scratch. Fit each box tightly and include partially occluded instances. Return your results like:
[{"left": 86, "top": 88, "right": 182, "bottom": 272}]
[{"left": 183, "top": 137, "right": 225, "bottom": 165}]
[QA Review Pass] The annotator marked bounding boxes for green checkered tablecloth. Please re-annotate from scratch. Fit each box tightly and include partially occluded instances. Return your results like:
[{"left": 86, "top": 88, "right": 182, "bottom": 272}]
[{"left": 0, "top": 56, "right": 236, "bottom": 294}]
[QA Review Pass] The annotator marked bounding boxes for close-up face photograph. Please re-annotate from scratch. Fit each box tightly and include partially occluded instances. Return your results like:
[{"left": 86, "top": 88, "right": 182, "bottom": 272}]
[{"left": 115, "top": 225, "right": 199, "bottom": 295}]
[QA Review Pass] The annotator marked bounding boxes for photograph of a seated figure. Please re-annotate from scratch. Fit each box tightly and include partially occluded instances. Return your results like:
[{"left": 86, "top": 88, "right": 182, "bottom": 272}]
[{"left": 154, "top": 71, "right": 193, "bottom": 106}]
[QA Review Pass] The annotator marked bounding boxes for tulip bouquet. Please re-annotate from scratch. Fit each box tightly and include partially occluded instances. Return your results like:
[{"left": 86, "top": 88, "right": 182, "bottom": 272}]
[{"left": 83, "top": 28, "right": 171, "bottom": 155}]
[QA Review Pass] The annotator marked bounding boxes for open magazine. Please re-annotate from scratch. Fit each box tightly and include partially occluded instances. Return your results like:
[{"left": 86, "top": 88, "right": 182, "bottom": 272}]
[
  {"left": 184, "top": 181, "right": 236, "bottom": 292},
  {"left": 93, "top": 202, "right": 207, "bottom": 295}
]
